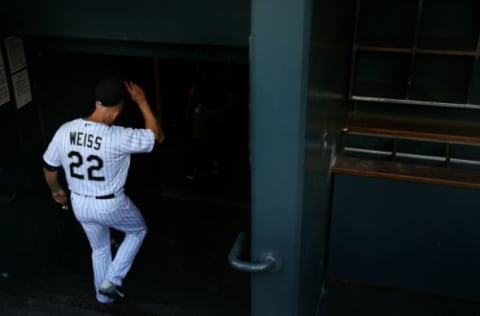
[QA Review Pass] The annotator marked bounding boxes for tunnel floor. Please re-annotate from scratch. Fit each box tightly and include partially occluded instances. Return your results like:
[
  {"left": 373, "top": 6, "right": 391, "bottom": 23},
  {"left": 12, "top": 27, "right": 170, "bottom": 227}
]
[{"left": 0, "top": 183, "right": 251, "bottom": 316}]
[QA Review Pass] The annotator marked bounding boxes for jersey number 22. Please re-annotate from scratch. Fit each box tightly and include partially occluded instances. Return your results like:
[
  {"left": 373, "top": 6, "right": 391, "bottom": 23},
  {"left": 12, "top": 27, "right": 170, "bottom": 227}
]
[{"left": 68, "top": 151, "right": 105, "bottom": 181}]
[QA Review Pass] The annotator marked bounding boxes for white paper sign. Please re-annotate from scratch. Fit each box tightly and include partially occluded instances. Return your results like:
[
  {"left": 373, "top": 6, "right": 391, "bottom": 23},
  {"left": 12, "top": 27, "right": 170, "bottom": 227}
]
[
  {"left": 5, "top": 36, "right": 27, "bottom": 73},
  {"left": 0, "top": 50, "right": 10, "bottom": 106},
  {"left": 12, "top": 69, "right": 32, "bottom": 109}
]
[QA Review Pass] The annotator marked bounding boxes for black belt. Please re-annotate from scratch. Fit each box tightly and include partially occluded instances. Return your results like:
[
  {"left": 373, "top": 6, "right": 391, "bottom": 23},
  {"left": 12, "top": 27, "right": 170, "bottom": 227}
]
[
  {"left": 96, "top": 193, "right": 115, "bottom": 199},
  {"left": 74, "top": 192, "right": 115, "bottom": 199}
]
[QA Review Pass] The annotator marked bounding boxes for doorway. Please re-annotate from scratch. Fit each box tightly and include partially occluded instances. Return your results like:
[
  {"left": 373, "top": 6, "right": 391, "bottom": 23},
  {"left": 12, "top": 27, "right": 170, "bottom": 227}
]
[{"left": 28, "top": 47, "right": 252, "bottom": 315}]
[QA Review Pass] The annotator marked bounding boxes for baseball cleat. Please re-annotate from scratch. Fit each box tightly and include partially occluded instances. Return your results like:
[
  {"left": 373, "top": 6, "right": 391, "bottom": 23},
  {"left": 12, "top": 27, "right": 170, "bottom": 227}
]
[{"left": 99, "top": 280, "right": 126, "bottom": 301}]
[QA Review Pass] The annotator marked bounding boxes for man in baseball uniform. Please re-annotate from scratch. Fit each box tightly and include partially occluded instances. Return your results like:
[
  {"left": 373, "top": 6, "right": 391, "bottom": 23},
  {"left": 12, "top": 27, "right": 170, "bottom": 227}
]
[{"left": 42, "top": 77, "right": 164, "bottom": 303}]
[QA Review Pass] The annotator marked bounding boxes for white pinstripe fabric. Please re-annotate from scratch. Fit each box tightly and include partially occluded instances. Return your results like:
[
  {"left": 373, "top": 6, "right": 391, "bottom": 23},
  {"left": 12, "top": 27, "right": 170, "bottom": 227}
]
[
  {"left": 43, "top": 119, "right": 154, "bottom": 196},
  {"left": 43, "top": 118, "right": 155, "bottom": 303},
  {"left": 71, "top": 192, "right": 147, "bottom": 303}
]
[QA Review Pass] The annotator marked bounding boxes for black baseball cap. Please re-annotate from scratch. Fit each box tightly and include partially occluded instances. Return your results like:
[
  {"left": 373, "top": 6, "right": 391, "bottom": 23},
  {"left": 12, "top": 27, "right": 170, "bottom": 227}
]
[{"left": 95, "top": 77, "right": 128, "bottom": 107}]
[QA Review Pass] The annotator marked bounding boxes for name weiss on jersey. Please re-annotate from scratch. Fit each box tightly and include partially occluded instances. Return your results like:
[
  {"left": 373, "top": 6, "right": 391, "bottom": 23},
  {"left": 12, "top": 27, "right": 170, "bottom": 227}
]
[{"left": 70, "top": 131, "right": 103, "bottom": 150}]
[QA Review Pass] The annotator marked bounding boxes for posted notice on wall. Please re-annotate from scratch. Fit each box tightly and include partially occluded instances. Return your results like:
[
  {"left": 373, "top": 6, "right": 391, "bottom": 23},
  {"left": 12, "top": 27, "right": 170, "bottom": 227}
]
[
  {"left": 12, "top": 69, "right": 32, "bottom": 109},
  {"left": 5, "top": 36, "right": 27, "bottom": 73},
  {"left": 0, "top": 50, "right": 10, "bottom": 106}
]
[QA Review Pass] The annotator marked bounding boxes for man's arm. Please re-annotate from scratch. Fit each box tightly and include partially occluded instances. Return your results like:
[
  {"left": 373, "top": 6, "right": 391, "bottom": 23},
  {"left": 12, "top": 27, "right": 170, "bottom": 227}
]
[
  {"left": 43, "top": 167, "right": 68, "bottom": 204},
  {"left": 125, "top": 81, "right": 165, "bottom": 143}
]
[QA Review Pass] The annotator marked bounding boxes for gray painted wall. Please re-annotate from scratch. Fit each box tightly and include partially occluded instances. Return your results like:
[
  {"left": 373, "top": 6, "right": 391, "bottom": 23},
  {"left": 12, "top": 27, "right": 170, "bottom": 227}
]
[{"left": 1, "top": 0, "right": 250, "bottom": 47}]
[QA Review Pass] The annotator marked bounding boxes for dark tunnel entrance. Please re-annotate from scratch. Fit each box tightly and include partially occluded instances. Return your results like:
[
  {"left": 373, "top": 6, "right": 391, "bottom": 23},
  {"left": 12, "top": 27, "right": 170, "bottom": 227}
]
[{"left": 20, "top": 47, "right": 252, "bottom": 315}]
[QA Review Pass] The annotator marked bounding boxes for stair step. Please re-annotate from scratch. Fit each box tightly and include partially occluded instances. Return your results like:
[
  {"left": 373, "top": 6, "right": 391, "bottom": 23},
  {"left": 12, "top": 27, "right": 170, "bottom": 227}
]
[
  {"left": 1, "top": 273, "right": 249, "bottom": 316},
  {"left": 0, "top": 304, "right": 51, "bottom": 316},
  {"left": 0, "top": 288, "right": 112, "bottom": 316},
  {"left": 1, "top": 276, "right": 184, "bottom": 316}
]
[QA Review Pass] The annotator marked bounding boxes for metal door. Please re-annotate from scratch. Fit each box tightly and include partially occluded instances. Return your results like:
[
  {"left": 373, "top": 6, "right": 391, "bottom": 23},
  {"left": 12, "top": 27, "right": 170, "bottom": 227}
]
[{"left": 229, "top": 0, "right": 312, "bottom": 315}]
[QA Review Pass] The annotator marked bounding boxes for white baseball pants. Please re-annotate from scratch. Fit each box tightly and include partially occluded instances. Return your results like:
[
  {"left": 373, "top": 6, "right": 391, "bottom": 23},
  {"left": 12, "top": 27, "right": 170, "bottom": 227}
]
[{"left": 70, "top": 192, "right": 147, "bottom": 303}]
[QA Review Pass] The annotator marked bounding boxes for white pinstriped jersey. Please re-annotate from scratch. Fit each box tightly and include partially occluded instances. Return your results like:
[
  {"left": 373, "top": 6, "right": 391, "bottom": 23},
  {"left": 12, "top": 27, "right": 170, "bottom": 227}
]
[{"left": 43, "top": 118, "right": 155, "bottom": 196}]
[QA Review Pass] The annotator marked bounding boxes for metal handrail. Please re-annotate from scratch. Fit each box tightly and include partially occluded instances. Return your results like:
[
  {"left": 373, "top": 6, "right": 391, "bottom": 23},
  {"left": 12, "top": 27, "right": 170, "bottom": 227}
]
[
  {"left": 344, "top": 146, "right": 480, "bottom": 166},
  {"left": 228, "top": 232, "right": 281, "bottom": 273}
]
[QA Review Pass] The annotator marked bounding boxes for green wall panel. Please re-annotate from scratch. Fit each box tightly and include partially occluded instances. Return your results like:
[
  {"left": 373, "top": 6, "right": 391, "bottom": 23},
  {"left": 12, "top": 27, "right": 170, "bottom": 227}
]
[{"left": 328, "top": 174, "right": 480, "bottom": 301}]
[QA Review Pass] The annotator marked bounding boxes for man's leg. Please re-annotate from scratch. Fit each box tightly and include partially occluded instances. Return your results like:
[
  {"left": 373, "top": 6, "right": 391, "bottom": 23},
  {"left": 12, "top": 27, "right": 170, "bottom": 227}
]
[
  {"left": 104, "top": 196, "right": 147, "bottom": 287},
  {"left": 106, "top": 229, "right": 147, "bottom": 286},
  {"left": 80, "top": 222, "right": 114, "bottom": 303}
]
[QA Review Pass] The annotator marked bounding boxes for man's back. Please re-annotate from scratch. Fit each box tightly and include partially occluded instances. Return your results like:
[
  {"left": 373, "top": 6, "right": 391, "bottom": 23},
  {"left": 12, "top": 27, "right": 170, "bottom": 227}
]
[{"left": 44, "top": 118, "right": 154, "bottom": 197}]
